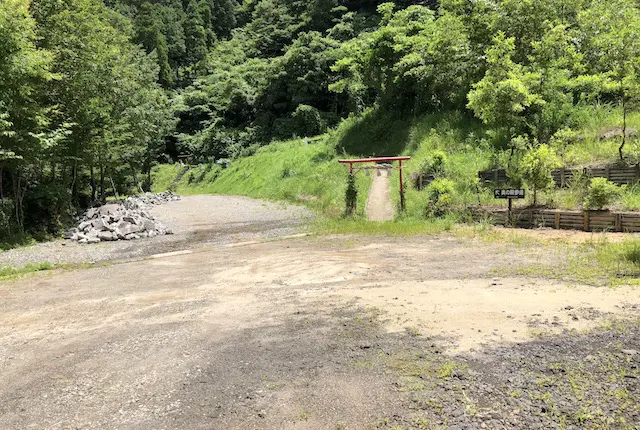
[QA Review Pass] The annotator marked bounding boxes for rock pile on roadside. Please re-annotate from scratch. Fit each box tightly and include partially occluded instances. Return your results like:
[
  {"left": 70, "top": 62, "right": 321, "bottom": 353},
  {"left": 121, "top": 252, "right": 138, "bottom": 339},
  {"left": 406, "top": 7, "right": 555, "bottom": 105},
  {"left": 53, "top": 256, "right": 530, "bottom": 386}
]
[{"left": 65, "top": 192, "right": 179, "bottom": 244}]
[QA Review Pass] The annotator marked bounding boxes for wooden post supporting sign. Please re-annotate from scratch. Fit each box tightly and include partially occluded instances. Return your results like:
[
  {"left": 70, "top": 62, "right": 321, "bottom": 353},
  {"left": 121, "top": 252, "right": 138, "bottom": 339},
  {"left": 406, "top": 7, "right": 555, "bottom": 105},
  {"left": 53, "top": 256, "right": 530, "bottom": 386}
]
[{"left": 494, "top": 189, "right": 526, "bottom": 226}]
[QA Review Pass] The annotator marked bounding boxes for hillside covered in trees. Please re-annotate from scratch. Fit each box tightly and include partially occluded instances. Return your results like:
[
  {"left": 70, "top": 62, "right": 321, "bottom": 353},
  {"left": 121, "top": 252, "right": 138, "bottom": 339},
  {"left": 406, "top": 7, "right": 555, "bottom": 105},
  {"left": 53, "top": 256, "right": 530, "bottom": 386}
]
[{"left": 2, "top": 0, "right": 640, "bottom": 241}]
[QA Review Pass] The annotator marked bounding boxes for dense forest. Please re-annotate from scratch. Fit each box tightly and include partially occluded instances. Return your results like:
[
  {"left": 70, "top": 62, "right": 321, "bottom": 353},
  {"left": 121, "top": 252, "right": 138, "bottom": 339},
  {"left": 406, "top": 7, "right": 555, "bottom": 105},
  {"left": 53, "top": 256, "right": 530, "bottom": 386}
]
[{"left": 2, "top": 0, "right": 640, "bottom": 239}]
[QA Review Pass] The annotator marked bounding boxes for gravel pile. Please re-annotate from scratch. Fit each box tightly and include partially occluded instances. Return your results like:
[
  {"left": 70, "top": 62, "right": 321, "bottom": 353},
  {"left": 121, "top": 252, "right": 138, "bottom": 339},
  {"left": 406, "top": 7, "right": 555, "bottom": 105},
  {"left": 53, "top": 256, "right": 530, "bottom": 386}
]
[{"left": 65, "top": 192, "right": 179, "bottom": 244}]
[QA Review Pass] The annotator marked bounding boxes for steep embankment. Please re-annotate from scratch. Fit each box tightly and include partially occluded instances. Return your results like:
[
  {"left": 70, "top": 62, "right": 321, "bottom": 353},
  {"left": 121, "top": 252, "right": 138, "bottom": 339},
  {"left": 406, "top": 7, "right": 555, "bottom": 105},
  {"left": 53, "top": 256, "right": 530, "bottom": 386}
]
[{"left": 153, "top": 108, "right": 640, "bottom": 221}]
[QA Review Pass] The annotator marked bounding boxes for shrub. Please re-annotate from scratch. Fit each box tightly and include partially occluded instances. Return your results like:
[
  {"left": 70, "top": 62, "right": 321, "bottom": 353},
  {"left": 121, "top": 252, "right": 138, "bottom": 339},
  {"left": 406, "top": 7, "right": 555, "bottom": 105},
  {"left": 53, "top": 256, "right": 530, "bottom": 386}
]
[
  {"left": 419, "top": 151, "right": 446, "bottom": 177},
  {"left": 622, "top": 241, "right": 640, "bottom": 266},
  {"left": 415, "top": 151, "right": 447, "bottom": 189},
  {"left": 583, "top": 178, "right": 624, "bottom": 210},
  {"left": 425, "top": 178, "right": 455, "bottom": 216},
  {"left": 292, "top": 104, "right": 325, "bottom": 137},
  {"left": 520, "top": 143, "right": 561, "bottom": 206},
  {"left": 344, "top": 173, "right": 357, "bottom": 216}
]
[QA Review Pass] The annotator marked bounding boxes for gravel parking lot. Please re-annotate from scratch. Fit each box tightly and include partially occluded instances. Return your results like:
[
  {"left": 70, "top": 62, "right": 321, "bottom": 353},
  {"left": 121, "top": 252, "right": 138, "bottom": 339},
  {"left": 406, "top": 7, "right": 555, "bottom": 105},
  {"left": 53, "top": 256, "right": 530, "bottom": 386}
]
[
  {"left": 0, "top": 195, "right": 311, "bottom": 268},
  {"left": 1, "top": 195, "right": 639, "bottom": 429}
]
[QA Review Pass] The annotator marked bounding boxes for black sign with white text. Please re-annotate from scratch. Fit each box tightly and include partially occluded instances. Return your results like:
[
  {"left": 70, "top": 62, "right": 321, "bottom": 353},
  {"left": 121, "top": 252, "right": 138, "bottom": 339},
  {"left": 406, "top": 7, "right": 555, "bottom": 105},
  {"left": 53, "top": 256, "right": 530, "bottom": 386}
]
[{"left": 494, "top": 189, "right": 525, "bottom": 199}]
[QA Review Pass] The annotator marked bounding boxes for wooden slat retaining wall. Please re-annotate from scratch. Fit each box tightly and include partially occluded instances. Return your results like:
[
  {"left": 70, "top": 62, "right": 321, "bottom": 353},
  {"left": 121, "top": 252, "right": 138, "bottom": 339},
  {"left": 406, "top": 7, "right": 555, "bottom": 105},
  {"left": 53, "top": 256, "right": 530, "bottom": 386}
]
[
  {"left": 479, "top": 165, "right": 640, "bottom": 187},
  {"left": 488, "top": 209, "right": 640, "bottom": 232}
]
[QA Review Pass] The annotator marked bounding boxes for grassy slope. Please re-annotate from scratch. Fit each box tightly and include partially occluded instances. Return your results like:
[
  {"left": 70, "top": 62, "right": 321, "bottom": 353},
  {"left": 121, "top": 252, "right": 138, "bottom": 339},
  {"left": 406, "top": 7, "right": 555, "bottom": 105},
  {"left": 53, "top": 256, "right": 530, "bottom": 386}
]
[
  {"left": 153, "top": 136, "right": 373, "bottom": 219},
  {"left": 153, "top": 106, "right": 640, "bottom": 220}
]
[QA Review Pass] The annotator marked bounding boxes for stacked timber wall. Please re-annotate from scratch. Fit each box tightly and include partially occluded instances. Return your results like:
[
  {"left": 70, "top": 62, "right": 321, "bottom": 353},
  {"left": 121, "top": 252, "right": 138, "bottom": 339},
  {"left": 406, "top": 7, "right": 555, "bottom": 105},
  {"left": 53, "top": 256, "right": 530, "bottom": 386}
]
[
  {"left": 488, "top": 208, "right": 640, "bottom": 232},
  {"left": 478, "top": 165, "right": 640, "bottom": 187}
]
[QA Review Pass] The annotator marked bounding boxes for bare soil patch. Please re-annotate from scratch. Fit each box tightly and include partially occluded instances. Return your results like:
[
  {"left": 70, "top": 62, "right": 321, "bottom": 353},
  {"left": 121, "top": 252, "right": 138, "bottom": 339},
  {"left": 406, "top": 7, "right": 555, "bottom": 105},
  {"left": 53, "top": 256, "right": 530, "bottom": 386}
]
[{"left": 0, "top": 199, "right": 639, "bottom": 428}]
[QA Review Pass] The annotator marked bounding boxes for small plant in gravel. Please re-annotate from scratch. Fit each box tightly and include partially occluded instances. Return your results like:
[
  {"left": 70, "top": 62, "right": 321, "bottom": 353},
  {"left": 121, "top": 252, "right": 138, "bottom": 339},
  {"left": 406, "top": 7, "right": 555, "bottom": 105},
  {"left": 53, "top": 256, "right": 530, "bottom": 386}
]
[
  {"left": 405, "top": 326, "right": 421, "bottom": 337},
  {"left": 436, "top": 360, "right": 458, "bottom": 379},
  {"left": 584, "top": 178, "right": 624, "bottom": 210}
]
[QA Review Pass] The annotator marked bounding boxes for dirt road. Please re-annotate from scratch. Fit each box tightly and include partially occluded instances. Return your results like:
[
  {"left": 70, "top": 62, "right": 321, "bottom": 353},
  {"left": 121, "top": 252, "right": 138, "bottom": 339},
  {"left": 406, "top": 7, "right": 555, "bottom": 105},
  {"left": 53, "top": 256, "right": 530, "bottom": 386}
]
[
  {"left": 0, "top": 195, "right": 311, "bottom": 268},
  {"left": 1, "top": 196, "right": 639, "bottom": 429},
  {"left": 366, "top": 169, "right": 394, "bottom": 221}
]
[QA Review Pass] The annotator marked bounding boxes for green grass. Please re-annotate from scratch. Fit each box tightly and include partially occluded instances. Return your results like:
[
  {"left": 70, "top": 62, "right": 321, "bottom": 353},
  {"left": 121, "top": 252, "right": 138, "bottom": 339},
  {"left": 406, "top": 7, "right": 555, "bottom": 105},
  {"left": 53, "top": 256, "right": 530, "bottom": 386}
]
[
  {"left": 153, "top": 137, "right": 373, "bottom": 218},
  {"left": 314, "top": 215, "right": 459, "bottom": 236},
  {"left": 557, "top": 106, "right": 640, "bottom": 167},
  {"left": 504, "top": 237, "right": 640, "bottom": 287},
  {"left": 0, "top": 262, "right": 56, "bottom": 281},
  {"left": 0, "top": 262, "right": 99, "bottom": 282},
  {"left": 152, "top": 105, "right": 640, "bottom": 229}
]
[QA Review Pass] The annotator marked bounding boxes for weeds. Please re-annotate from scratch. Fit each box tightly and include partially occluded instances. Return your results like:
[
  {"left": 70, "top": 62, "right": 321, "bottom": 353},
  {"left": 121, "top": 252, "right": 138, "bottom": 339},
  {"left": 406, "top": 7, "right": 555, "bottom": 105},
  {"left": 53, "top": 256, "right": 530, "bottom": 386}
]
[{"left": 0, "top": 262, "right": 55, "bottom": 281}]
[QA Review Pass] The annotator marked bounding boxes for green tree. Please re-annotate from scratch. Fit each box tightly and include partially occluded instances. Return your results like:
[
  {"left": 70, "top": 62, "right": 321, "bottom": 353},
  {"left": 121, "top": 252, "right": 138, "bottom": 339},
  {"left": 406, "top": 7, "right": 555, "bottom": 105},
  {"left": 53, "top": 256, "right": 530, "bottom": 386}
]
[
  {"left": 135, "top": 3, "right": 174, "bottom": 86},
  {"left": 578, "top": 0, "right": 640, "bottom": 161},
  {"left": 245, "top": 0, "right": 306, "bottom": 57},
  {"left": 520, "top": 144, "right": 560, "bottom": 207},
  {"left": 32, "top": 0, "right": 173, "bottom": 201},
  {"left": 331, "top": 4, "right": 473, "bottom": 112},
  {"left": 467, "top": 33, "right": 540, "bottom": 144},
  {"left": 524, "top": 24, "right": 583, "bottom": 144},
  {"left": 184, "top": 0, "right": 209, "bottom": 65},
  {"left": 0, "top": 0, "right": 55, "bottom": 232}
]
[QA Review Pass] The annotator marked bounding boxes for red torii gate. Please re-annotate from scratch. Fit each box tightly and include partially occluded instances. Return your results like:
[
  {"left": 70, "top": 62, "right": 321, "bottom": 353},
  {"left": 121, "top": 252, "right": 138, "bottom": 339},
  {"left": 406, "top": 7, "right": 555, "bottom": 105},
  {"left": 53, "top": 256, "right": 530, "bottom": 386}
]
[{"left": 338, "top": 156, "right": 411, "bottom": 211}]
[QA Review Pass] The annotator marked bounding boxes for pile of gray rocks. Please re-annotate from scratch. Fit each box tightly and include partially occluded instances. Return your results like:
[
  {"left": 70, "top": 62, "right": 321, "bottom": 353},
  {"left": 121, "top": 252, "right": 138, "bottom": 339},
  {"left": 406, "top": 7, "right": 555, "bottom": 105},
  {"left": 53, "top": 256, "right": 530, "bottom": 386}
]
[{"left": 65, "top": 192, "right": 179, "bottom": 244}]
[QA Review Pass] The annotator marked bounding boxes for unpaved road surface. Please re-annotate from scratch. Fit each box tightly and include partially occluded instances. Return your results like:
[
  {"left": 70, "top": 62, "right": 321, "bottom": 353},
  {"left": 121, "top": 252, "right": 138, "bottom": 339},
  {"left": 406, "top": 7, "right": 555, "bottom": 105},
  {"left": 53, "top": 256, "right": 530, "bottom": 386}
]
[
  {"left": 0, "top": 195, "right": 311, "bottom": 268},
  {"left": 366, "top": 170, "right": 394, "bottom": 222},
  {"left": 1, "top": 196, "right": 640, "bottom": 429}
]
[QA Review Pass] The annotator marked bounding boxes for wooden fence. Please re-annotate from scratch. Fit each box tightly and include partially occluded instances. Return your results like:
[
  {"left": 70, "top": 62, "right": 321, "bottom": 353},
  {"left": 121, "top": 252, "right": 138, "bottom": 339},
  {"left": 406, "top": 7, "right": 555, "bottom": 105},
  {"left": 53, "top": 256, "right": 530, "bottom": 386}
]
[
  {"left": 487, "top": 208, "right": 640, "bottom": 232},
  {"left": 479, "top": 164, "right": 640, "bottom": 187}
]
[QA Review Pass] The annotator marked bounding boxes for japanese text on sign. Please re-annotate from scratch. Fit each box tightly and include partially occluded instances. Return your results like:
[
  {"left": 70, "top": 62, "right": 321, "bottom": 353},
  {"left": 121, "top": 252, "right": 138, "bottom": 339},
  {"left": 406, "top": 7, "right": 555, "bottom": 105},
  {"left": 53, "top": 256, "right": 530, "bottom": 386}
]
[{"left": 494, "top": 189, "right": 525, "bottom": 199}]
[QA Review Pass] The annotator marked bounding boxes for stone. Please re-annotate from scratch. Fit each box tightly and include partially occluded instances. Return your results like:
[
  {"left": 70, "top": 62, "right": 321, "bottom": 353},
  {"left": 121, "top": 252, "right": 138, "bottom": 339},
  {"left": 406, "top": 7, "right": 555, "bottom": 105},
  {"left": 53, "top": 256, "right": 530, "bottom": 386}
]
[
  {"left": 115, "top": 228, "right": 127, "bottom": 240},
  {"left": 142, "top": 219, "right": 156, "bottom": 232},
  {"left": 98, "top": 231, "right": 115, "bottom": 241},
  {"left": 622, "top": 349, "right": 639, "bottom": 356},
  {"left": 92, "top": 218, "right": 108, "bottom": 231},
  {"left": 67, "top": 192, "right": 179, "bottom": 244},
  {"left": 116, "top": 220, "right": 132, "bottom": 231},
  {"left": 98, "top": 203, "right": 121, "bottom": 216},
  {"left": 122, "top": 216, "right": 137, "bottom": 224},
  {"left": 63, "top": 228, "right": 78, "bottom": 239}
]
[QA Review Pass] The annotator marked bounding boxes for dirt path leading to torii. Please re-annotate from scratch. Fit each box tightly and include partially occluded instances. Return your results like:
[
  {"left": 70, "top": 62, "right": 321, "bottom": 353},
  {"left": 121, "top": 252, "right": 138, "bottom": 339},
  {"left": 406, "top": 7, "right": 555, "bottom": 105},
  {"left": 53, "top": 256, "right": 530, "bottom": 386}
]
[{"left": 365, "top": 169, "right": 395, "bottom": 221}]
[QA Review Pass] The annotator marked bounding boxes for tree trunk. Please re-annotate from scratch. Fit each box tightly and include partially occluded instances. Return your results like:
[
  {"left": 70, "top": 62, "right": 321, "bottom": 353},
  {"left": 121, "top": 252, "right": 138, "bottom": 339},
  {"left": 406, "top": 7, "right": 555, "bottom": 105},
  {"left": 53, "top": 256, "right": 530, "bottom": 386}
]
[
  {"left": 507, "top": 144, "right": 515, "bottom": 172},
  {"left": 146, "top": 164, "right": 152, "bottom": 193},
  {"left": 99, "top": 163, "right": 105, "bottom": 201},
  {"left": 533, "top": 186, "right": 537, "bottom": 208},
  {"left": 70, "top": 160, "right": 78, "bottom": 206},
  {"left": 90, "top": 164, "right": 96, "bottom": 201},
  {"left": 13, "top": 171, "right": 24, "bottom": 233},
  {"left": 620, "top": 94, "right": 627, "bottom": 162},
  {"left": 145, "top": 144, "right": 152, "bottom": 192}
]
